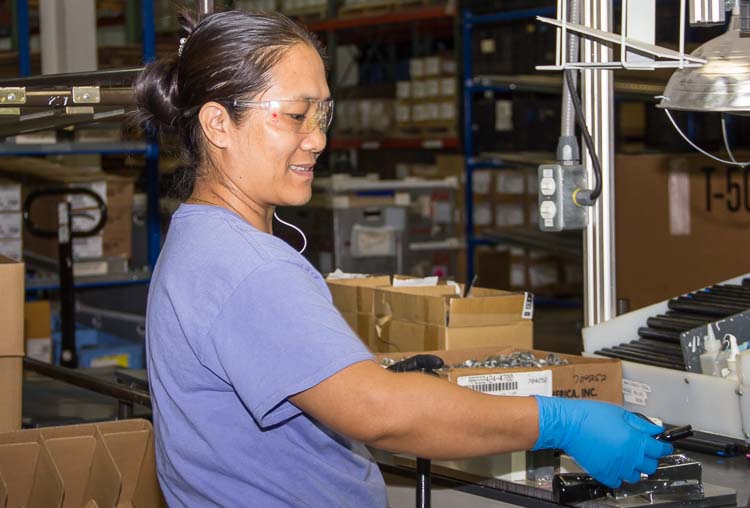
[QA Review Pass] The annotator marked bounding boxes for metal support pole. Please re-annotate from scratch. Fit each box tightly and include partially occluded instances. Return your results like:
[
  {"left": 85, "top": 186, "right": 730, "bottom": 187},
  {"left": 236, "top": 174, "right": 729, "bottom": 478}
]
[
  {"left": 16, "top": 0, "right": 31, "bottom": 76},
  {"left": 581, "top": 0, "right": 616, "bottom": 326},
  {"left": 462, "top": 11, "right": 476, "bottom": 283},
  {"left": 200, "top": 0, "right": 215, "bottom": 15}
]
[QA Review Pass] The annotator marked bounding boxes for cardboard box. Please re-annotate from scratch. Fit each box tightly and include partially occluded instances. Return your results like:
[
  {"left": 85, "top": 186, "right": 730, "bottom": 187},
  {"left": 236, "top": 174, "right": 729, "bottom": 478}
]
[
  {"left": 326, "top": 275, "right": 392, "bottom": 315},
  {"left": 0, "top": 256, "right": 23, "bottom": 357},
  {"left": 0, "top": 212, "right": 21, "bottom": 239},
  {"left": 0, "top": 419, "right": 166, "bottom": 508},
  {"left": 0, "top": 357, "right": 22, "bottom": 433},
  {"left": 376, "top": 346, "right": 623, "bottom": 403},
  {"left": 0, "top": 158, "right": 134, "bottom": 260},
  {"left": 616, "top": 153, "right": 750, "bottom": 309},
  {"left": 374, "top": 285, "right": 533, "bottom": 327},
  {"left": 0, "top": 178, "right": 21, "bottom": 212},
  {"left": 0, "top": 238, "right": 22, "bottom": 261},
  {"left": 24, "top": 300, "right": 51, "bottom": 363},
  {"left": 379, "top": 319, "right": 533, "bottom": 352}
]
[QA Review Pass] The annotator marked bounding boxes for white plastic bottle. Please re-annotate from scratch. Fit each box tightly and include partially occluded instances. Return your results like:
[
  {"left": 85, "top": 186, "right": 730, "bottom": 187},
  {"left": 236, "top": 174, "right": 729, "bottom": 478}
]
[
  {"left": 699, "top": 324, "right": 722, "bottom": 376},
  {"left": 722, "top": 334, "right": 740, "bottom": 380}
]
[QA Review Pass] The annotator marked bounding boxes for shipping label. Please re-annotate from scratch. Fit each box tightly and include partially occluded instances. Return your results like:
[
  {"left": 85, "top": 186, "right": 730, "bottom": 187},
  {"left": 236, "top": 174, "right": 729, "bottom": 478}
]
[
  {"left": 67, "top": 181, "right": 107, "bottom": 208},
  {"left": 458, "top": 370, "right": 552, "bottom": 397},
  {"left": 0, "top": 212, "right": 22, "bottom": 239},
  {"left": 521, "top": 292, "right": 534, "bottom": 320},
  {"left": 622, "top": 378, "right": 650, "bottom": 406},
  {"left": 0, "top": 185, "right": 21, "bottom": 211}
]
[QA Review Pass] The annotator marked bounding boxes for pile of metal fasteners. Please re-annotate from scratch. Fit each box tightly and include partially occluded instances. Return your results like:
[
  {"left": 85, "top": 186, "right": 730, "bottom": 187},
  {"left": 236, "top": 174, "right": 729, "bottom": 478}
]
[{"left": 379, "top": 351, "right": 568, "bottom": 369}]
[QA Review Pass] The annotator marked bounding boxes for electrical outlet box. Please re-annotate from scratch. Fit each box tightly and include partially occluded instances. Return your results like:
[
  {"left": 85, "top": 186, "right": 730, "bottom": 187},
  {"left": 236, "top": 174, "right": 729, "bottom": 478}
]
[{"left": 537, "top": 164, "right": 588, "bottom": 232}]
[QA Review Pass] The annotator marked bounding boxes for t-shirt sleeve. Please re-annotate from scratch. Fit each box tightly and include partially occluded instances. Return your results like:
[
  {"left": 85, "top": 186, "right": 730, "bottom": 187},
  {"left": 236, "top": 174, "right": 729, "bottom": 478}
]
[{"left": 207, "top": 259, "right": 374, "bottom": 428}]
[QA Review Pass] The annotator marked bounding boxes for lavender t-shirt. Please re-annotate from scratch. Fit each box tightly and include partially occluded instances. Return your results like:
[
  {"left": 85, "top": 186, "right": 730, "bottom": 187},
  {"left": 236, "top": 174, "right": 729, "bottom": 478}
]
[{"left": 146, "top": 203, "right": 386, "bottom": 507}]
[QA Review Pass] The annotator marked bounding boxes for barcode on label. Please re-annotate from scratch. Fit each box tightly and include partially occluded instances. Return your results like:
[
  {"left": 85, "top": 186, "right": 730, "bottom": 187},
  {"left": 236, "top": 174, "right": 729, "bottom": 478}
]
[{"left": 468, "top": 381, "right": 519, "bottom": 393}]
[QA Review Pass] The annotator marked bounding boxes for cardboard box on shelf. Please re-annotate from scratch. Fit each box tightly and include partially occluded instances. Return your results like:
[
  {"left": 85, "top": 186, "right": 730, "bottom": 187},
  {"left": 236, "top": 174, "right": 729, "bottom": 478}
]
[
  {"left": 0, "top": 212, "right": 21, "bottom": 239},
  {"left": 616, "top": 153, "right": 750, "bottom": 309},
  {"left": 0, "top": 178, "right": 21, "bottom": 212},
  {"left": 396, "top": 81, "right": 411, "bottom": 99},
  {"left": 495, "top": 170, "right": 527, "bottom": 196},
  {"left": 0, "top": 238, "right": 21, "bottom": 261},
  {"left": 0, "top": 357, "right": 22, "bottom": 433},
  {"left": 24, "top": 300, "right": 52, "bottom": 363},
  {"left": 494, "top": 201, "right": 526, "bottom": 228},
  {"left": 409, "top": 57, "right": 424, "bottom": 78},
  {"left": 439, "top": 77, "right": 457, "bottom": 98},
  {"left": 375, "top": 346, "right": 623, "bottom": 403},
  {"left": 0, "top": 158, "right": 134, "bottom": 260},
  {"left": 0, "top": 256, "right": 24, "bottom": 358}
]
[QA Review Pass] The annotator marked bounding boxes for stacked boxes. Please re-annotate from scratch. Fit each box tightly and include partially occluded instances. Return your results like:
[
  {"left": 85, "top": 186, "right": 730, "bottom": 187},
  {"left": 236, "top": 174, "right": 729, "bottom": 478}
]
[
  {"left": 373, "top": 285, "right": 534, "bottom": 352},
  {"left": 396, "top": 55, "right": 458, "bottom": 134},
  {"left": 0, "top": 419, "right": 166, "bottom": 507},
  {"left": 327, "top": 275, "right": 393, "bottom": 351},
  {"left": 0, "top": 256, "right": 24, "bottom": 433},
  {"left": 0, "top": 178, "right": 22, "bottom": 261},
  {"left": 0, "top": 158, "right": 134, "bottom": 264},
  {"left": 334, "top": 99, "right": 395, "bottom": 136}
]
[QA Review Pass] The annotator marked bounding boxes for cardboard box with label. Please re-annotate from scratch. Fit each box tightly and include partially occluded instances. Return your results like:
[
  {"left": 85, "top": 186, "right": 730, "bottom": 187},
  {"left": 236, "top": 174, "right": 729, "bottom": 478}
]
[
  {"left": 0, "top": 419, "right": 166, "bottom": 508},
  {"left": 0, "top": 256, "right": 24, "bottom": 433},
  {"left": 0, "top": 158, "right": 134, "bottom": 261},
  {"left": 376, "top": 346, "right": 623, "bottom": 404},
  {"left": 373, "top": 286, "right": 534, "bottom": 352},
  {"left": 616, "top": 153, "right": 750, "bottom": 309}
]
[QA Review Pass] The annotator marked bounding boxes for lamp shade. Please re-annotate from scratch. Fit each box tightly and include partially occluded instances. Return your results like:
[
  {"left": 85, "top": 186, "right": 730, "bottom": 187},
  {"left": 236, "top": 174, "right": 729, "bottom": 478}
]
[{"left": 658, "top": 14, "right": 750, "bottom": 113}]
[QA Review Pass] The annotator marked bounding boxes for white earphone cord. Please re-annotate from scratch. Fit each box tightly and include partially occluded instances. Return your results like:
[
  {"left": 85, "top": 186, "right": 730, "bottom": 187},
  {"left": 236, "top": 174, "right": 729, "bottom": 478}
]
[{"left": 273, "top": 212, "right": 307, "bottom": 254}]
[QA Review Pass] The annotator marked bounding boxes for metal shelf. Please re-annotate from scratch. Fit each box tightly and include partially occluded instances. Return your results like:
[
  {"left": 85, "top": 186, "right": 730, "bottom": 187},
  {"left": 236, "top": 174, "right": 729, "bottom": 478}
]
[
  {"left": 468, "top": 74, "right": 665, "bottom": 100},
  {"left": 330, "top": 136, "right": 459, "bottom": 150},
  {"left": 26, "top": 269, "right": 152, "bottom": 292},
  {"left": 463, "top": 7, "right": 556, "bottom": 26},
  {"left": 307, "top": 5, "right": 454, "bottom": 31},
  {"left": 0, "top": 141, "right": 150, "bottom": 156}
]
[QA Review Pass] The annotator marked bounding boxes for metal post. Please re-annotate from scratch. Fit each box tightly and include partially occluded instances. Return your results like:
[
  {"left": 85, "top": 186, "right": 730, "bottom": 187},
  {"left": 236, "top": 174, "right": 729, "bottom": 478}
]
[
  {"left": 141, "top": 0, "right": 161, "bottom": 271},
  {"left": 16, "top": 0, "right": 31, "bottom": 76},
  {"left": 581, "top": 0, "right": 616, "bottom": 326},
  {"left": 200, "top": 0, "right": 215, "bottom": 15},
  {"left": 462, "top": 10, "right": 476, "bottom": 282}
]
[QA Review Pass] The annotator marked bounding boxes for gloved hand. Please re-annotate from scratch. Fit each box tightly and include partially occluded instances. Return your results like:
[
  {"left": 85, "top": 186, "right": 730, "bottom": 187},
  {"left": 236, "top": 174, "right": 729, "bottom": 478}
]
[{"left": 533, "top": 396, "right": 673, "bottom": 488}]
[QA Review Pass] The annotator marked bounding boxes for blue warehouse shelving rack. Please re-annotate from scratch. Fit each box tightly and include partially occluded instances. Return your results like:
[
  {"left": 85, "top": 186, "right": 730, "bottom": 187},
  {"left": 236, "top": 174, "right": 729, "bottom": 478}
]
[{"left": 8, "top": 0, "right": 161, "bottom": 292}]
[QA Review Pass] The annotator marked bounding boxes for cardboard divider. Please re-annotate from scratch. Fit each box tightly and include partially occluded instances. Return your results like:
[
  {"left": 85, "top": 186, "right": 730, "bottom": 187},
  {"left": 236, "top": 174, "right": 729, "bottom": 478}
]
[
  {"left": 379, "top": 319, "right": 533, "bottom": 352},
  {"left": 0, "top": 357, "right": 23, "bottom": 433},
  {"left": 0, "top": 419, "right": 165, "bottom": 507},
  {"left": 97, "top": 420, "right": 166, "bottom": 508},
  {"left": 0, "top": 439, "right": 64, "bottom": 508},
  {"left": 41, "top": 427, "right": 121, "bottom": 508},
  {"left": 377, "top": 346, "right": 623, "bottom": 404}
]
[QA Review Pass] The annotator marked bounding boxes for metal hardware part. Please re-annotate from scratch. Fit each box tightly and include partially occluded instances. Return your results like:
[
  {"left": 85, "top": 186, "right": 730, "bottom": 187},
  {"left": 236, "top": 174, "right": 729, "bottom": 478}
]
[
  {"left": 72, "top": 86, "right": 101, "bottom": 104},
  {"left": 553, "top": 454, "right": 703, "bottom": 504},
  {"left": 379, "top": 352, "right": 569, "bottom": 370},
  {"left": 538, "top": 164, "right": 588, "bottom": 232},
  {"left": 0, "top": 87, "right": 26, "bottom": 104}
]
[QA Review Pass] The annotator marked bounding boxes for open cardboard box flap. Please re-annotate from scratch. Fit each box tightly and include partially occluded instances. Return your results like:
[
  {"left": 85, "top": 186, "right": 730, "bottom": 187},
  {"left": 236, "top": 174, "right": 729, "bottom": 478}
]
[
  {"left": 374, "top": 286, "right": 531, "bottom": 327},
  {"left": 326, "top": 275, "right": 392, "bottom": 314}
]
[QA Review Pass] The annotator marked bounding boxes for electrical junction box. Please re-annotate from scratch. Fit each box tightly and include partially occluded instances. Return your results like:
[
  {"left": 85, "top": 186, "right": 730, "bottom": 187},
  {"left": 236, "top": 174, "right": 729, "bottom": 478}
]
[{"left": 537, "top": 164, "right": 588, "bottom": 232}]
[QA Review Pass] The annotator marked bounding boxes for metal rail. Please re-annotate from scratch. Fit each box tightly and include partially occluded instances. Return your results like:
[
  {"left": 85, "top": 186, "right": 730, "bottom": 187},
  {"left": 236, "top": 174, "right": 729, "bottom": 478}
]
[{"left": 23, "top": 358, "right": 152, "bottom": 419}]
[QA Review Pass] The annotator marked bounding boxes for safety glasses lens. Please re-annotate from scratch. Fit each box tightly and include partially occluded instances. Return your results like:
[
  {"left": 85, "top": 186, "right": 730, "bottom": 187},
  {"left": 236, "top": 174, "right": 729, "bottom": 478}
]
[{"left": 267, "top": 100, "right": 334, "bottom": 134}]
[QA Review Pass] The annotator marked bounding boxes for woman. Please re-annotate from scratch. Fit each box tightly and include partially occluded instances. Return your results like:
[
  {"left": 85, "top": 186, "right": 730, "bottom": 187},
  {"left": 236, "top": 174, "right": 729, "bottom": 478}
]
[{"left": 138, "top": 10, "right": 671, "bottom": 507}]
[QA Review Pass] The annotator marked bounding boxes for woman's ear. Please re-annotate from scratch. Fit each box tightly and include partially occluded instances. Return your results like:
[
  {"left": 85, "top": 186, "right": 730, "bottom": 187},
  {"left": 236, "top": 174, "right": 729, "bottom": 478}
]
[{"left": 198, "top": 102, "right": 232, "bottom": 149}]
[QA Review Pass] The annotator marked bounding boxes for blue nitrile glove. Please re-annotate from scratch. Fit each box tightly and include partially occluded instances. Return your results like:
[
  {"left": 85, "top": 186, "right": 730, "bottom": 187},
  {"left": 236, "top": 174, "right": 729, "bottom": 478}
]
[{"left": 533, "top": 396, "right": 673, "bottom": 488}]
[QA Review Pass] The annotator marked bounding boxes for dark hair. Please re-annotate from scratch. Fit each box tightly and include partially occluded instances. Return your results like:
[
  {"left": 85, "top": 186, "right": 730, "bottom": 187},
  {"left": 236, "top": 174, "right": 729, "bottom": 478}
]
[{"left": 133, "top": 10, "right": 326, "bottom": 199}]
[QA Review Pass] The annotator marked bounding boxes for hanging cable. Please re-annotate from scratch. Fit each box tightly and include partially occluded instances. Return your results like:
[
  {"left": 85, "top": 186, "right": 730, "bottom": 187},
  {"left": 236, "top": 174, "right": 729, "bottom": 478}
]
[
  {"left": 565, "top": 69, "right": 602, "bottom": 204},
  {"left": 274, "top": 211, "right": 308, "bottom": 254},
  {"left": 658, "top": 105, "right": 750, "bottom": 168},
  {"left": 721, "top": 113, "right": 739, "bottom": 164}
]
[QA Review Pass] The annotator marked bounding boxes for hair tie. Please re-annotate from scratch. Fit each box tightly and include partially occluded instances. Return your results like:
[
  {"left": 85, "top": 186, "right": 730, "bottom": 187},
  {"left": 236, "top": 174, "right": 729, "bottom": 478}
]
[{"left": 178, "top": 37, "right": 188, "bottom": 57}]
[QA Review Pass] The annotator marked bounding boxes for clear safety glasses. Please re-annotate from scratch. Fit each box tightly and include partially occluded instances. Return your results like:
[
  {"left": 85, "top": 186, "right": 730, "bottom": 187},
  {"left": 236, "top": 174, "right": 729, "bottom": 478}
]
[{"left": 232, "top": 98, "right": 334, "bottom": 134}]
